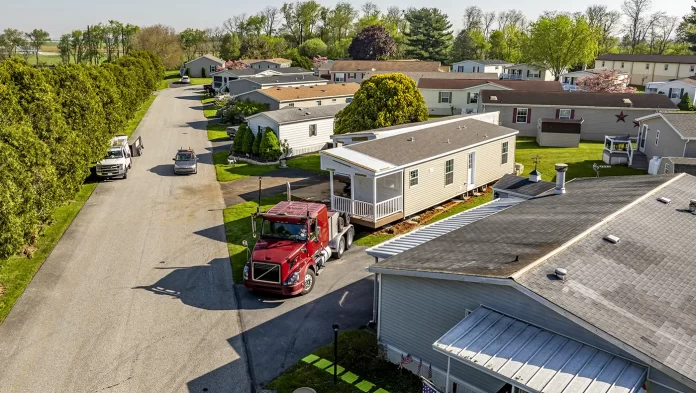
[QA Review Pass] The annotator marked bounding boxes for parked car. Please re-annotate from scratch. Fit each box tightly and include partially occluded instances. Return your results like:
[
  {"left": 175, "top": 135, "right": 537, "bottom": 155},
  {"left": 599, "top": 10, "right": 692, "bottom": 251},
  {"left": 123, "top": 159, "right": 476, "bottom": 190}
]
[
  {"left": 226, "top": 126, "right": 238, "bottom": 139},
  {"left": 180, "top": 76, "right": 190, "bottom": 84},
  {"left": 562, "top": 83, "right": 585, "bottom": 92},
  {"left": 173, "top": 148, "right": 198, "bottom": 174}
]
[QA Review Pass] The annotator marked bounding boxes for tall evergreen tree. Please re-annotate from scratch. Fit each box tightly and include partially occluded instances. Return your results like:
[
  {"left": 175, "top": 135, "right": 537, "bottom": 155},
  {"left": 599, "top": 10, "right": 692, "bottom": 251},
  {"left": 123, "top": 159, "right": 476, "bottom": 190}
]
[
  {"left": 404, "top": 8, "right": 453, "bottom": 62},
  {"left": 684, "top": 0, "right": 696, "bottom": 51}
]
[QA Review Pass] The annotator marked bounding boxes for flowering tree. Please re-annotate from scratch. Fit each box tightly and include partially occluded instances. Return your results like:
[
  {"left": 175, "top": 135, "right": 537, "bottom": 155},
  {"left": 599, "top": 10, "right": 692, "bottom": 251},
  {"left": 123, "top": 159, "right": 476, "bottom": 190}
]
[
  {"left": 312, "top": 56, "right": 328, "bottom": 68},
  {"left": 577, "top": 71, "right": 635, "bottom": 93},
  {"left": 215, "top": 60, "right": 250, "bottom": 71}
]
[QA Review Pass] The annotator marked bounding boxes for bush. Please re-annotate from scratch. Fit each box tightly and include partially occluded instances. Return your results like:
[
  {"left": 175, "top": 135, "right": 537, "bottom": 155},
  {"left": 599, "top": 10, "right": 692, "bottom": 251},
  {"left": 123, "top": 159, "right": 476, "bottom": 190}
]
[
  {"left": 219, "top": 99, "right": 269, "bottom": 125},
  {"left": 252, "top": 128, "right": 263, "bottom": 155},
  {"left": 259, "top": 127, "right": 281, "bottom": 160},
  {"left": 679, "top": 92, "right": 694, "bottom": 111},
  {"left": 233, "top": 124, "right": 248, "bottom": 154},
  {"left": 299, "top": 38, "right": 328, "bottom": 58},
  {"left": 201, "top": 67, "right": 206, "bottom": 78},
  {"left": 241, "top": 125, "right": 255, "bottom": 154}
]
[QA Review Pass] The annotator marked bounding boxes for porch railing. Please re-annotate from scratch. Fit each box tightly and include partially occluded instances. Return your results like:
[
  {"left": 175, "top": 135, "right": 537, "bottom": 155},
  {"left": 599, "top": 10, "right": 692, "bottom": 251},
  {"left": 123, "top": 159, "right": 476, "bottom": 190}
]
[
  {"left": 375, "top": 196, "right": 403, "bottom": 220},
  {"left": 332, "top": 195, "right": 404, "bottom": 222},
  {"left": 332, "top": 195, "right": 354, "bottom": 216},
  {"left": 500, "top": 74, "right": 523, "bottom": 80},
  {"left": 627, "top": 140, "right": 635, "bottom": 166}
]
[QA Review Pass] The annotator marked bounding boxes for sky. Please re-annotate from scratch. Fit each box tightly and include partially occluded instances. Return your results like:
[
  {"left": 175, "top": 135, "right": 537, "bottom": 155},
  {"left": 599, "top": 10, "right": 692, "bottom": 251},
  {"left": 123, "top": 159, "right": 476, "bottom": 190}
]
[{"left": 1, "top": 0, "right": 693, "bottom": 38}]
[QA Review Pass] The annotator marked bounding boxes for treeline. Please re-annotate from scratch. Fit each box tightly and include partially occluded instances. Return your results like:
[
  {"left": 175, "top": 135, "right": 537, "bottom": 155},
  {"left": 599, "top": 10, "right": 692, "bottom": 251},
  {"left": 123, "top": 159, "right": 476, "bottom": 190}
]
[{"left": 0, "top": 51, "right": 164, "bottom": 258}]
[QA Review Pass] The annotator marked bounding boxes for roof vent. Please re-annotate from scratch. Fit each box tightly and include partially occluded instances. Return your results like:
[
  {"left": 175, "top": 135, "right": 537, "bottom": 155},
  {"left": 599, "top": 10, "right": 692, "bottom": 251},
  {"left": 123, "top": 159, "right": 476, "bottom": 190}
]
[
  {"left": 603, "top": 235, "right": 620, "bottom": 244},
  {"left": 408, "top": 137, "right": 416, "bottom": 142},
  {"left": 622, "top": 98, "right": 633, "bottom": 106},
  {"left": 447, "top": 138, "right": 450, "bottom": 144},
  {"left": 657, "top": 197, "right": 671, "bottom": 204},
  {"left": 490, "top": 95, "right": 498, "bottom": 101},
  {"left": 689, "top": 199, "right": 696, "bottom": 214},
  {"left": 554, "top": 268, "right": 567, "bottom": 281}
]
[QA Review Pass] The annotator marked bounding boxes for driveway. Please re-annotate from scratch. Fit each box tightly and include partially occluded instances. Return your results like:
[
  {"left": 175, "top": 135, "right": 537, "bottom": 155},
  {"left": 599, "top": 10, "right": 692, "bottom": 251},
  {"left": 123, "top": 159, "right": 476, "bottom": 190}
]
[
  {"left": 0, "top": 87, "right": 251, "bottom": 393},
  {"left": 220, "top": 167, "right": 328, "bottom": 207}
]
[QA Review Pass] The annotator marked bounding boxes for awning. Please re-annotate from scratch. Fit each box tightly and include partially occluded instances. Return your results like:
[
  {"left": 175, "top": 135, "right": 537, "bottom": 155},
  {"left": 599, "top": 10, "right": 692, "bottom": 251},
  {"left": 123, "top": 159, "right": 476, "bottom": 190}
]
[{"left": 433, "top": 307, "right": 647, "bottom": 393}]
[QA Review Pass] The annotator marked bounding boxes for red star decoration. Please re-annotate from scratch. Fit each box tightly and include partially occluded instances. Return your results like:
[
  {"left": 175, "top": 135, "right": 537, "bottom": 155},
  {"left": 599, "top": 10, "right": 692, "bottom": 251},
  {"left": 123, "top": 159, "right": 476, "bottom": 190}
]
[
  {"left": 615, "top": 111, "right": 628, "bottom": 122},
  {"left": 633, "top": 120, "right": 640, "bottom": 128}
]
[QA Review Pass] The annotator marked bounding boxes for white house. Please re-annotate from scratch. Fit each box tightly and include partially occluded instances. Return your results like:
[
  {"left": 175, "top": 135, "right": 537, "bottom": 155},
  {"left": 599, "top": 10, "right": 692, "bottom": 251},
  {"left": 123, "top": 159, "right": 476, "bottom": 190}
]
[
  {"left": 245, "top": 104, "right": 347, "bottom": 156},
  {"left": 241, "top": 58, "right": 292, "bottom": 69},
  {"left": 234, "top": 83, "right": 360, "bottom": 111},
  {"left": 503, "top": 63, "right": 560, "bottom": 81},
  {"left": 450, "top": 60, "right": 512, "bottom": 77},
  {"left": 559, "top": 68, "right": 630, "bottom": 87},
  {"left": 184, "top": 55, "right": 224, "bottom": 78},
  {"left": 644, "top": 76, "right": 696, "bottom": 106}
]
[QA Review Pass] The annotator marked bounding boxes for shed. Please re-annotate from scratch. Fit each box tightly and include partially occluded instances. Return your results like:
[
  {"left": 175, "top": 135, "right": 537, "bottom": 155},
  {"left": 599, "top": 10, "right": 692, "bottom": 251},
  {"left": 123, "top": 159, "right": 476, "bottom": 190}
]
[{"left": 536, "top": 118, "right": 584, "bottom": 147}]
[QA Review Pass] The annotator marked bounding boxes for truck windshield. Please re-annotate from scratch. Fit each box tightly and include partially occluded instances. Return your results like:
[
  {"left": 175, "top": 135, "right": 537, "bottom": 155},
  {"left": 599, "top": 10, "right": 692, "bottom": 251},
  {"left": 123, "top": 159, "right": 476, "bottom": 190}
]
[
  {"left": 105, "top": 149, "right": 123, "bottom": 159},
  {"left": 261, "top": 220, "right": 307, "bottom": 241}
]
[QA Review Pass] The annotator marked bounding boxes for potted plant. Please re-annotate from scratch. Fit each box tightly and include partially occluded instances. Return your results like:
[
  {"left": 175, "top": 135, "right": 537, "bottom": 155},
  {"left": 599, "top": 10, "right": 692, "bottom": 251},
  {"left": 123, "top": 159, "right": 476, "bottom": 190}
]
[{"left": 279, "top": 139, "right": 292, "bottom": 168}]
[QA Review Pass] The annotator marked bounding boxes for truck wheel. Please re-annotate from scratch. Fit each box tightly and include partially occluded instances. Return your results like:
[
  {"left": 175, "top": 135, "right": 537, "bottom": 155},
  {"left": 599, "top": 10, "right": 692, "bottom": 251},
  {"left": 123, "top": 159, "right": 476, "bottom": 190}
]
[
  {"left": 301, "top": 269, "right": 316, "bottom": 295},
  {"left": 345, "top": 227, "right": 354, "bottom": 250},
  {"left": 335, "top": 236, "right": 345, "bottom": 259},
  {"left": 122, "top": 170, "right": 128, "bottom": 179}
]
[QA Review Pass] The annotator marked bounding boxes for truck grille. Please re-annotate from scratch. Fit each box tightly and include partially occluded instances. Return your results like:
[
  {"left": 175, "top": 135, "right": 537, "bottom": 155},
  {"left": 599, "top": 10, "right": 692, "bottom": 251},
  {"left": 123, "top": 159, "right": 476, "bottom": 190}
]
[
  {"left": 252, "top": 262, "right": 281, "bottom": 283},
  {"left": 99, "top": 165, "right": 121, "bottom": 175}
]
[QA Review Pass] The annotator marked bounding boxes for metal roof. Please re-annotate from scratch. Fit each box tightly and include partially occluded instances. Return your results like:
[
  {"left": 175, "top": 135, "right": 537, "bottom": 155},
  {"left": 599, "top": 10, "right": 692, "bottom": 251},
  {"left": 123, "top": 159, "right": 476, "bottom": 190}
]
[
  {"left": 434, "top": 307, "right": 647, "bottom": 393},
  {"left": 366, "top": 198, "right": 522, "bottom": 260}
]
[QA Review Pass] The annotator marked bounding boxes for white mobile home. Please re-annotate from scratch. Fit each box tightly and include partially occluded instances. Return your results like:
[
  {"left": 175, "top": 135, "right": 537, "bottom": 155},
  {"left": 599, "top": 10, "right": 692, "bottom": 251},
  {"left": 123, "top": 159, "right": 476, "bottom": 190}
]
[
  {"left": 450, "top": 60, "right": 512, "bottom": 77},
  {"left": 503, "top": 63, "right": 560, "bottom": 81},
  {"left": 644, "top": 77, "right": 696, "bottom": 106}
]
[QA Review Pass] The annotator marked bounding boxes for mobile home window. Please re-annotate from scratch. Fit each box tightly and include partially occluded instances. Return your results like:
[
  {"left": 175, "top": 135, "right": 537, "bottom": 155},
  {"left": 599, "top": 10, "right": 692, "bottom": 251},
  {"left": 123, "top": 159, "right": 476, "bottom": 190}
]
[
  {"left": 316, "top": 100, "right": 322, "bottom": 106},
  {"left": 332, "top": 98, "right": 337, "bottom": 103},
  {"left": 516, "top": 108, "right": 529, "bottom": 123},
  {"left": 691, "top": 65, "right": 695, "bottom": 72},
  {"left": 559, "top": 109, "right": 572, "bottom": 119},
  {"left": 501, "top": 141, "right": 509, "bottom": 164},
  {"left": 258, "top": 125, "right": 262, "bottom": 134},
  {"left": 645, "top": 63, "right": 649, "bottom": 70},
  {"left": 664, "top": 64, "right": 669, "bottom": 71},
  {"left": 621, "top": 62, "right": 625, "bottom": 68},
  {"left": 469, "top": 92, "right": 479, "bottom": 104},
  {"left": 309, "top": 124, "right": 317, "bottom": 137},
  {"left": 439, "top": 92, "right": 452, "bottom": 104},
  {"left": 445, "top": 159, "right": 454, "bottom": 185},
  {"left": 409, "top": 169, "right": 419, "bottom": 187},
  {"left": 655, "top": 130, "right": 660, "bottom": 146},
  {"left": 457, "top": 65, "right": 464, "bottom": 72},
  {"left": 346, "top": 98, "right": 353, "bottom": 103},
  {"left": 601, "top": 61, "right": 605, "bottom": 67},
  {"left": 288, "top": 103, "right": 295, "bottom": 107}
]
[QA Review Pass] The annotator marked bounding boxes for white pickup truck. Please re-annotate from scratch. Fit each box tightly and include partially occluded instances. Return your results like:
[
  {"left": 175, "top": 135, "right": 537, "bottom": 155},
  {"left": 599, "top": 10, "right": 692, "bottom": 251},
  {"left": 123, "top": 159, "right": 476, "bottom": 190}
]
[{"left": 95, "top": 135, "right": 142, "bottom": 180}]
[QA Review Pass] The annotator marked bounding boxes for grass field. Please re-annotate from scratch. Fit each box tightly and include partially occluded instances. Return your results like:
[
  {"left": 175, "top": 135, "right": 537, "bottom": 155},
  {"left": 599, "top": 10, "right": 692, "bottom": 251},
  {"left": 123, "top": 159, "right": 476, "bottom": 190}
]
[
  {"left": 224, "top": 194, "right": 288, "bottom": 282},
  {"left": 200, "top": 96, "right": 219, "bottom": 118},
  {"left": 0, "top": 182, "right": 98, "bottom": 323},
  {"left": 267, "top": 330, "right": 422, "bottom": 393},
  {"left": 515, "top": 137, "right": 646, "bottom": 181},
  {"left": 286, "top": 153, "right": 324, "bottom": 173},
  {"left": 212, "top": 151, "right": 277, "bottom": 182},
  {"left": 123, "top": 94, "right": 157, "bottom": 137},
  {"left": 207, "top": 123, "right": 229, "bottom": 142}
]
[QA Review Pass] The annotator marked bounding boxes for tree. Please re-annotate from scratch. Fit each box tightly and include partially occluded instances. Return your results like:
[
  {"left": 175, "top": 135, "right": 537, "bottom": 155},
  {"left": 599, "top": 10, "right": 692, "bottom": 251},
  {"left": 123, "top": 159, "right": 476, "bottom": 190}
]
[
  {"left": 404, "top": 8, "right": 453, "bottom": 62},
  {"left": 577, "top": 71, "right": 636, "bottom": 92},
  {"left": 1, "top": 29, "right": 26, "bottom": 58},
  {"left": 622, "top": 0, "right": 653, "bottom": 53},
  {"left": 328, "top": 38, "right": 352, "bottom": 58},
  {"left": 252, "top": 128, "right": 263, "bottom": 155},
  {"left": 233, "top": 124, "right": 248, "bottom": 154},
  {"left": 349, "top": 25, "right": 397, "bottom": 60},
  {"left": 462, "top": 6, "right": 484, "bottom": 32},
  {"left": 259, "top": 128, "right": 281, "bottom": 160},
  {"left": 488, "top": 25, "right": 524, "bottom": 63},
  {"left": 284, "top": 48, "right": 313, "bottom": 69},
  {"left": 25, "top": 29, "right": 50, "bottom": 64},
  {"left": 334, "top": 74, "right": 428, "bottom": 134},
  {"left": 219, "top": 33, "right": 241, "bottom": 60},
  {"left": 525, "top": 14, "right": 598, "bottom": 80},
  {"left": 585, "top": 5, "right": 622, "bottom": 55},
  {"left": 260, "top": 6, "right": 281, "bottom": 36},
  {"left": 58, "top": 34, "right": 72, "bottom": 64},
  {"left": 180, "top": 28, "right": 206, "bottom": 61},
  {"left": 242, "top": 125, "right": 255, "bottom": 154},
  {"left": 679, "top": 92, "right": 695, "bottom": 111},
  {"left": 683, "top": 0, "right": 696, "bottom": 51},
  {"left": 468, "top": 29, "right": 490, "bottom": 59},
  {"left": 299, "top": 38, "right": 328, "bottom": 58},
  {"left": 281, "top": 1, "right": 322, "bottom": 45},
  {"left": 133, "top": 25, "right": 182, "bottom": 69},
  {"left": 328, "top": 2, "right": 358, "bottom": 41},
  {"left": 448, "top": 30, "right": 477, "bottom": 63}
]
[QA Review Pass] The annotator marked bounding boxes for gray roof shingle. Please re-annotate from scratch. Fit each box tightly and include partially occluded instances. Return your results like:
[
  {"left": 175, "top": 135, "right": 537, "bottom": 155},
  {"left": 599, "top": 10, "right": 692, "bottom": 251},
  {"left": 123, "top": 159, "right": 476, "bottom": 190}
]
[
  {"left": 255, "top": 104, "right": 347, "bottom": 124},
  {"left": 239, "top": 74, "right": 326, "bottom": 85},
  {"left": 482, "top": 90, "right": 678, "bottom": 109},
  {"left": 493, "top": 173, "right": 556, "bottom": 197},
  {"left": 661, "top": 112, "right": 696, "bottom": 139}
]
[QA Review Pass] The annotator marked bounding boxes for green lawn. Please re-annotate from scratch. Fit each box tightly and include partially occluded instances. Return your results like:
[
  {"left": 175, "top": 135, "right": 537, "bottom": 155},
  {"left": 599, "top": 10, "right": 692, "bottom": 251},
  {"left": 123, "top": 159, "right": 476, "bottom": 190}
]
[
  {"left": 515, "top": 137, "right": 646, "bottom": 182},
  {"left": 207, "top": 123, "right": 229, "bottom": 142},
  {"left": 286, "top": 154, "right": 325, "bottom": 173},
  {"left": 123, "top": 94, "right": 157, "bottom": 137},
  {"left": 200, "top": 96, "right": 219, "bottom": 118},
  {"left": 159, "top": 70, "right": 181, "bottom": 90},
  {"left": 267, "top": 330, "right": 422, "bottom": 393},
  {"left": 212, "top": 151, "right": 278, "bottom": 182},
  {"left": 224, "top": 194, "right": 288, "bottom": 282},
  {"left": 0, "top": 182, "right": 98, "bottom": 323}
]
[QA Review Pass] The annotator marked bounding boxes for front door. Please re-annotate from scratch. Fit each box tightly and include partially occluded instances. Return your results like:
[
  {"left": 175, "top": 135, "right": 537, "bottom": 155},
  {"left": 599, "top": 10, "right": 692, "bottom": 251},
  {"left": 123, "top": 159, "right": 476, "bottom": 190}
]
[
  {"left": 639, "top": 125, "right": 648, "bottom": 152},
  {"left": 467, "top": 152, "right": 476, "bottom": 190}
]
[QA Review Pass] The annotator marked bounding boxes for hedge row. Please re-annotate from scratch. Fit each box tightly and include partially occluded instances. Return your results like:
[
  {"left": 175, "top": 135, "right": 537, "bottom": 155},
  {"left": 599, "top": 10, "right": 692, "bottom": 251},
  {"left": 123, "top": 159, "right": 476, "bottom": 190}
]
[{"left": 0, "top": 51, "right": 165, "bottom": 259}]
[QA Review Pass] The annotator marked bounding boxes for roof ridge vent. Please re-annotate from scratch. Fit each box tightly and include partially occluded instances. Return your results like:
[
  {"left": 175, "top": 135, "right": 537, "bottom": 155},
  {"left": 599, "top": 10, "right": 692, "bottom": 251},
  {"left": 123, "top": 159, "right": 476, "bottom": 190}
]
[{"left": 603, "top": 234, "right": 620, "bottom": 244}]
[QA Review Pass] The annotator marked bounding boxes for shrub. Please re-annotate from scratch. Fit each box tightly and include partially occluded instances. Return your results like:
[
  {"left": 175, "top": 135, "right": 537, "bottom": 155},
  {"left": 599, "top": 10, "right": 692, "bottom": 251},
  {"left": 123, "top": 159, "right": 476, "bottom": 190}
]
[
  {"left": 239, "top": 125, "right": 255, "bottom": 154},
  {"left": 233, "top": 124, "right": 248, "bottom": 154},
  {"left": 678, "top": 92, "right": 694, "bottom": 111},
  {"left": 259, "top": 127, "right": 281, "bottom": 160},
  {"left": 201, "top": 67, "right": 206, "bottom": 78},
  {"left": 252, "top": 128, "right": 263, "bottom": 155}
]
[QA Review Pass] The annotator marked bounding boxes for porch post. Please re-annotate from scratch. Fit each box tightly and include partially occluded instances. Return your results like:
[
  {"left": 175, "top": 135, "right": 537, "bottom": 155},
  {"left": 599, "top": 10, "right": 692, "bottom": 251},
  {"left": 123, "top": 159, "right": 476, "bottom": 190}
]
[
  {"left": 350, "top": 174, "right": 355, "bottom": 214},
  {"left": 372, "top": 176, "right": 377, "bottom": 222},
  {"left": 329, "top": 171, "right": 334, "bottom": 210},
  {"left": 446, "top": 356, "right": 451, "bottom": 393}
]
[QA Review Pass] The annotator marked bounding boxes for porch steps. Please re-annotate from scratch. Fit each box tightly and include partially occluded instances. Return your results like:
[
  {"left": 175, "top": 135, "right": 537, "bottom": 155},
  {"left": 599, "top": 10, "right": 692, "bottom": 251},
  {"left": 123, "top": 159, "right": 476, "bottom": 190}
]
[
  {"left": 630, "top": 151, "right": 649, "bottom": 170},
  {"left": 366, "top": 198, "right": 524, "bottom": 259}
]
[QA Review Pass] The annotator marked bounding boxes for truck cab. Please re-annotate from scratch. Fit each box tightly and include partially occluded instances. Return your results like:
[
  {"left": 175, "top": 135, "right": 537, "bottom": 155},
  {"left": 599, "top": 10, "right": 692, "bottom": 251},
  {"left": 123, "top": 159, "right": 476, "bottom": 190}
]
[
  {"left": 243, "top": 201, "right": 354, "bottom": 296},
  {"left": 96, "top": 136, "right": 132, "bottom": 179}
]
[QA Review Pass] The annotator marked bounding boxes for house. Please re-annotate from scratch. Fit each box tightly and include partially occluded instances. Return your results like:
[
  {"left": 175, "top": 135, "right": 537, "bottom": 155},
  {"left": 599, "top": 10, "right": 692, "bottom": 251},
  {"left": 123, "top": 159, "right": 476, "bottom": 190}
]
[
  {"left": 241, "top": 58, "right": 292, "bottom": 69},
  {"left": 184, "top": 55, "right": 224, "bottom": 78},
  {"left": 450, "top": 60, "right": 513, "bottom": 77},
  {"left": 596, "top": 54, "right": 696, "bottom": 86},
  {"left": 233, "top": 83, "right": 359, "bottom": 110},
  {"left": 331, "top": 112, "right": 501, "bottom": 146},
  {"left": 503, "top": 63, "right": 559, "bottom": 81},
  {"left": 245, "top": 104, "right": 347, "bottom": 156},
  {"left": 313, "top": 60, "right": 334, "bottom": 78},
  {"left": 365, "top": 171, "right": 696, "bottom": 393},
  {"left": 559, "top": 68, "right": 630, "bottom": 87},
  {"left": 418, "top": 79, "right": 564, "bottom": 116},
  {"left": 329, "top": 60, "right": 442, "bottom": 84},
  {"left": 227, "top": 74, "right": 328, "bottom": 96},
  {"left": 480, "top": 90, "right": 678, "bottom": 141},
  {"left": 364, "top": 71, "right": 499, "bottom": 85},
  {"left": 644, "top": 76, "right": 696, "bottom": 106},
  {"left": 211, "top": 67, "right": 314, "bottom": 91},
  {"left": 319, "top": 116, "right": 518, "bottom": 228}
]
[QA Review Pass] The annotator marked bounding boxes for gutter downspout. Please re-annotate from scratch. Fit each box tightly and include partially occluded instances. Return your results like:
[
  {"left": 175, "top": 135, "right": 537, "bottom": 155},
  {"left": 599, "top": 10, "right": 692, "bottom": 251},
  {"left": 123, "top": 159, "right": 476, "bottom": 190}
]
[{"left": 685, "top": 140, "right": 691, "bottom": 158}]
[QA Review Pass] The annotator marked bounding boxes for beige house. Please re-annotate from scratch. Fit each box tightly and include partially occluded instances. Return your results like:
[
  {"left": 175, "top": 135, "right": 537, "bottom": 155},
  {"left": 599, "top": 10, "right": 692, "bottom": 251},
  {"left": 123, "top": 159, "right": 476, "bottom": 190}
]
[
  {"left": 320, "top": 115, "right": 518, "bottom": 227},
  {"left": 241, "top": 58, "right": 292, "bottom": 69},
  {"left": 480, "top": 90, "right": 678, "bottom": 141},
  {"left": 184, "top": 55, "right": 224, "bottom": 77},
  {"left": 418, "top": 78, "right": 563, "bottom": 116},
  {"left": 502, "top": 63, "right": 560, "bottom": 81},
  {"left": 233, "top": 83, "right": 359, "bottom": 110},
  {"left": 596, "top": 54, "right": 696, "bottom": 86},
  {"left": 329, "top": 60, "right": 443, "bottom": 84}
]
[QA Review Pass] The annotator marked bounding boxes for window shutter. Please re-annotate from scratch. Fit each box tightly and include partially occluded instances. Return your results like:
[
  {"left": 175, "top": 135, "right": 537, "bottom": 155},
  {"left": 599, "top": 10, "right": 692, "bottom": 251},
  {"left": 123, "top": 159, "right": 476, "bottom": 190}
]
[
  {"left": 668, "top": 88, "right": 673, "bottom": 97},
  {"left": 555, "top": 109, "right": 560, "bottom": 119},
  {"left": 527, "top": 108, "right": 532, "bottom": 123},
  {"left": 467, "top": 92, "right": 471, "bottom": 104},
  {"left": 438, "top": 93, "right": 442, "bottom": 103},
  {"left": 570, "top": 110, "right": 575, "bottom": 119},
  {"left": 513, "top": 108, "right": 518, "bottom": 123},
  {"left": 681, "top": 88, "right": 685, "bottom": 98}
]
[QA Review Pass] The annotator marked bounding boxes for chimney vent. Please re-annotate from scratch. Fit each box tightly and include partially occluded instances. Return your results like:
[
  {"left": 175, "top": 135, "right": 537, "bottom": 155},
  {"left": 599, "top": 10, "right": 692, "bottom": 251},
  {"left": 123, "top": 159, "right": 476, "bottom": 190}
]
[
  {"left": 554, "top": 268, "right": 567, "bottom": 281},
  {"left": 689, "top": 199, "right": 696, "bottom": 214},
  {"left": 555, "top": 163, "right": 568, "bottom": 194},
  {"left": 604, "top": 235, "right": 620, "bottom": 244},
  {"left": 657, "top": 197, "right": 671, "bottom": 204}
]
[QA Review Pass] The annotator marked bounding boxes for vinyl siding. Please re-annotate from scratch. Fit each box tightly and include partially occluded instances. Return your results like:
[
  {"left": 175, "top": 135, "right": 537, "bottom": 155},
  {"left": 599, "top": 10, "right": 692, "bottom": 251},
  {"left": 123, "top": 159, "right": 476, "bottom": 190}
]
[
  {"left": 421, "top": 85, "right": 508, "bottom": 116},
  {"left": 600, "top": 61, "right": 696, "bottom": 85},
  {"left": 228, "top": 79, "right": 262, "bottom": 96},
  {"left": 650, "top": 81, "right": 696, "bottom": 105},
  {"left": 641, "top": 117, "right": 689, "bottom": 158},
  {"left": 536, "top": 129, "right": 581, "bottom": 147},
  {"left": 236, "top": 91, "right": 281, "bottom": 110},
  {"left": 184, "top": 57, "right": 222, "bottom": 77},
  {"left": 329, "top": 72, "right": 367, "bottom": 84},
  {"left": 484, "top": 104, "right": 658, "bottom": 141},
  {"left": 379, "top": 275, "right": 654, "bottom": 393},
  {"left": 503, "top": 65, "right": 558, "bottom": 81},
  {"left": 249, "top": 61, "right": 290, "bottom": 69},
  {"left": 279, "top": 117, "right": 334, "bottom": 155},
  {"left": 685, "top": 141, "right": 696, "bottom": 157},
  {"left": 402, "top": 135, "right": 515, "bottom": 216},
  {"left": 279, "top": 95, "right": 353, "bottom": 109},
  {"left": 246, "top": 115, "right": 278, "bottom": 138}
]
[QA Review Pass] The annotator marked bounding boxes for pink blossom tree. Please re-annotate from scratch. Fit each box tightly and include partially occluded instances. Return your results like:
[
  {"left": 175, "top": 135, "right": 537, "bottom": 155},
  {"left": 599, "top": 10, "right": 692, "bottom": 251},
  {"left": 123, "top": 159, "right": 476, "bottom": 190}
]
[
  {"left": 216, "top": 60, "right": 250, "bottom": 71},
  {"left": 312, "top": 56, "right": 328, "bottom": 68},
  {"left": 576, "top": 71, "right": 635, "bottom": 93}
]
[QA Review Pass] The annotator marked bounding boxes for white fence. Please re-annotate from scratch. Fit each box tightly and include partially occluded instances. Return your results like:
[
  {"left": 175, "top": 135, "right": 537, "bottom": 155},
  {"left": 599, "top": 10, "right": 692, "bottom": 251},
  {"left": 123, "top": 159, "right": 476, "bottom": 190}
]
[{"left": 332, "top": 195, "right": 404, "bottom": 222}]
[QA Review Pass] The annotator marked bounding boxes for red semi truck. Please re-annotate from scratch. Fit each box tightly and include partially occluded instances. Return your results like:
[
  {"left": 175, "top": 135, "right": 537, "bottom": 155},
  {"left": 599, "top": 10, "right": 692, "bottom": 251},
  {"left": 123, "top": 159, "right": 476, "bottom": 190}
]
[{"left": 243, "top": 201, "right": 354, "bottom": 296}]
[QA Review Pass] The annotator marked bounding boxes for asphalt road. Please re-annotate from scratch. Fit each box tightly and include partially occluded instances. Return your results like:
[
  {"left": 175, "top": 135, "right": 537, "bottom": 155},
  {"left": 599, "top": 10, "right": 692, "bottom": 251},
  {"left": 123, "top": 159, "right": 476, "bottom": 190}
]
[{"left": 0, "top": 87, "right": 251, "bottom": 393}]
